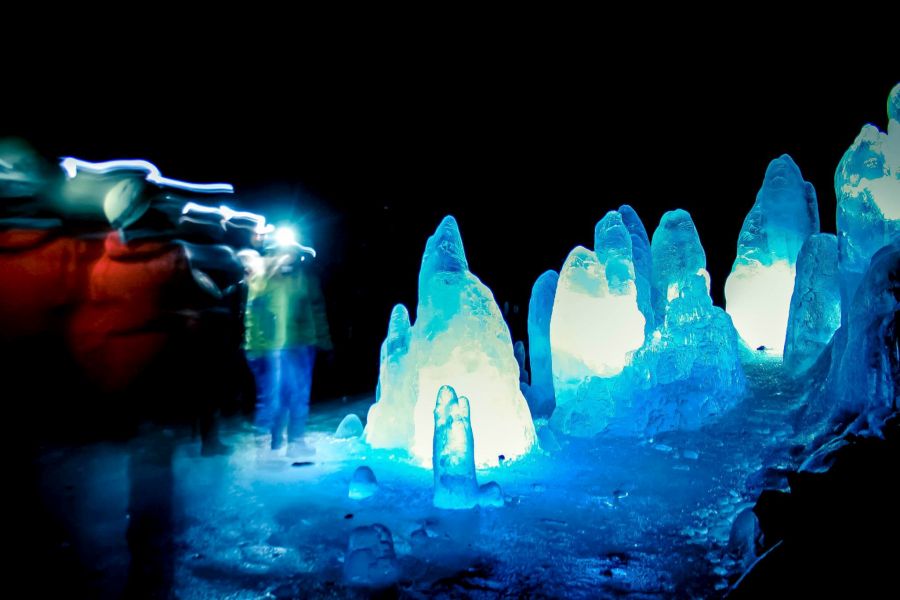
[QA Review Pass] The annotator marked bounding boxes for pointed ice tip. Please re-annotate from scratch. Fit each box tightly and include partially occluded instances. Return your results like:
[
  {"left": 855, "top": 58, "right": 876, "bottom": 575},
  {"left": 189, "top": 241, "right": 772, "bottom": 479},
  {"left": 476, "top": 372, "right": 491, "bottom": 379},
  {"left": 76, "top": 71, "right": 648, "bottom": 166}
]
[
  {"left": 763, "top": 154, "right": 803, "bottom": 189},
  {"left": 889, "top": 82, "right": 900, "bottom": 122},
  {"left": 434, "top": 385, "right": 460, "bottom": 419},
  {"left": 420, "top": 215, "right": 468, "bottom": 281},
  {"left": 388, "top": 303, "right": 411, "bottom": 330},
  {"left": 390, "top": 303, "right": 409, "bottom": 320}
]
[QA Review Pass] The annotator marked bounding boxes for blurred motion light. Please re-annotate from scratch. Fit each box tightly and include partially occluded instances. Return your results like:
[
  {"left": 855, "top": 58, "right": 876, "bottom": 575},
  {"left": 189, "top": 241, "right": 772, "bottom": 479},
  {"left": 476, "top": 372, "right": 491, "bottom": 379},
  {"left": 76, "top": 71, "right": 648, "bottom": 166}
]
[{"left": 60, "top": 157, "right": 234, "bottom": 194}]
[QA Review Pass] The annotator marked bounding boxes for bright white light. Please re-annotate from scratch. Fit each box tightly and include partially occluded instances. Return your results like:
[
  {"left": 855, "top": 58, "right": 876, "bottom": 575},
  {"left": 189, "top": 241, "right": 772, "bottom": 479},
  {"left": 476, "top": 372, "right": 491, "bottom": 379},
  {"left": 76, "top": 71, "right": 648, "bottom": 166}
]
[
  {"left": 552, "top": 290, "right": 645, "bottom": 377},
  {"left": 181, "top": 202, "right": 274, "bottom": 235},
  {"left": 274, "top": 226, "right": 297, "bottom": 246},
  {"left": 59, "top": 157, "right": 233, "bottom": 193},
  {"left": 725, "top": 259, "right": 796, "bottom": 353}
]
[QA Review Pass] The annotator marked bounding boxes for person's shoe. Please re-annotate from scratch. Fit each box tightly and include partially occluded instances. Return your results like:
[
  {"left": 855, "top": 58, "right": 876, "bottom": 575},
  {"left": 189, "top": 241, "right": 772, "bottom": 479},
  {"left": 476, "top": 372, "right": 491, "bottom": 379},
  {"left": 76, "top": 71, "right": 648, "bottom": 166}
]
[
  {"left": 271, "top": 436, "right": 286, "bottom": 451},
  {"left": 287, "top": 440, "right": 316, "bottom": 458}
]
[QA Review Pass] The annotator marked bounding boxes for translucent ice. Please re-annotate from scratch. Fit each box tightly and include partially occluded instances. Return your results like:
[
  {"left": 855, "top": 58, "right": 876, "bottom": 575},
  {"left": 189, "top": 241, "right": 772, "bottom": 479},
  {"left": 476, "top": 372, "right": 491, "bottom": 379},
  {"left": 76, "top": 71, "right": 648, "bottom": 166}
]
[
  {"left": 348, "top": 466, "right": 378, "bottom": 500},
  {"left": 478, "top": 481, "right": 505, "bottom": 508},
  {"left": 365, "top": 217, "right": 536, "bottom": 466},
  {"left": 783, "top": 234, "right": 840, "bottom": 374},
  {"left": 830, "top": 239, "right": 899, "bottom": 421},
  {"left": 834, "top": 84, "right": 900, "bottom": 320},
  {"left": 514, "top": 340, "right": 529, "bottom": 385},
  {"left": 552, "top": 212, "right": 645, "bottom": 388},
  {"left": 646, "top": 210, "right": 746, "bottom": 431},
  {"left": 365, "top": 304, "right": 414, "bottom": 450},
  {"left": 618, "top": 204, "right": 655, "bottom": 331},
  {"left": 344, "top": 524, "right": 399, "bottom": 587},
  {"left": 525, "top": 270, "right": 558, "bottom": 418},
  {"left": 725, "top": 155, "right": 820, "bottom": 353},
  {"left": 650, "top": 209, "right": 710, "bottom": 320},
  {"left": 335, "top": 414, "right": 364, "bottom": 439},
  {"left": 432, "top": 385, "right": 479, "bottom": 509}
]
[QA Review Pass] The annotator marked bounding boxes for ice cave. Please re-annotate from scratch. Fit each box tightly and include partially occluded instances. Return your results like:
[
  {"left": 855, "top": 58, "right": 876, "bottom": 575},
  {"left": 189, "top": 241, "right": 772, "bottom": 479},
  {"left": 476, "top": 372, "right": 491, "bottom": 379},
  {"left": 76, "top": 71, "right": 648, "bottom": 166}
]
[{"left": 6, "top": 78, "right": 899, "bottom": 598}]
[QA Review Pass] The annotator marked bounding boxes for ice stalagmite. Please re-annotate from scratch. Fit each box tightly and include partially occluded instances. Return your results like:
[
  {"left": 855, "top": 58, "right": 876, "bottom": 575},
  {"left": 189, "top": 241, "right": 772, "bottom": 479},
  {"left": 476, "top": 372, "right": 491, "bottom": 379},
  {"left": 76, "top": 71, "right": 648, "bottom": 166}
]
[
  {"left": 783, "top": 234, "right": 840, "bottom": 375},
  {"left": 725, "top": 155, "right": 819, "bottom": 354},
  {"left": 647, "top": 210, "right": 746, "bottom": 431},
  {"left": 432, "top": 385, "right": 504, "bottom": 509},
  {"left": 834, "top": 83, "right": 900, "bottom": 321},
  {"left": 550, "top": 211, "right": 645, "bottom": 435},
  {"left": 618, "top": 204, "right": 655, "bottom": 331},
  {"left": 432, "top": 385, "right": 479, "bottom": 509},
  {"left": 365, "top": 304, "right": 413, "bottom": 449},
  {"left": 526, "top": 270, "right": 558, "bottom": 418},
  {"left": 830, "top": 239, "right": 899, "bottom": 421},
  {"left": 364, "top": 217, "right": 536, "bottom": 466}
]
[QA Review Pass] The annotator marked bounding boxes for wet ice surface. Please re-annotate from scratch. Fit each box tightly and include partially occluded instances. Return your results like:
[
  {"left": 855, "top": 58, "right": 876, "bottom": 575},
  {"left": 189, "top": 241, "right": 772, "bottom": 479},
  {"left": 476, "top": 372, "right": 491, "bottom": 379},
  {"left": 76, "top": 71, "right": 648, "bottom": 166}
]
[{"left": 39, "top": 358, "right": 804, "bottom": 598}]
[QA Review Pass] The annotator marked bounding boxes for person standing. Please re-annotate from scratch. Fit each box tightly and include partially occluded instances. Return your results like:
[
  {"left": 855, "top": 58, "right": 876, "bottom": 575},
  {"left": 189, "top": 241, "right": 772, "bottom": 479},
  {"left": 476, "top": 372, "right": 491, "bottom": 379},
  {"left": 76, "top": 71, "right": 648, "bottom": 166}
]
[{"left": 244, "top": 236, "right": 331, "bottom": 456}]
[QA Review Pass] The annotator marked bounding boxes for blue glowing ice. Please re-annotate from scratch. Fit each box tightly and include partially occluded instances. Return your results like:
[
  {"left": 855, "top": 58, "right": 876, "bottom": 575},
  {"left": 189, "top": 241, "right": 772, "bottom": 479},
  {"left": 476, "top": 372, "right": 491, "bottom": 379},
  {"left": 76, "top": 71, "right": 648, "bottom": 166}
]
[
  {"left": 548, "top": 211, "right": 646, "bottom": 436},
  {"left": 831, "top": 239, "right": 899, "bottom": 421},
  {"left": 514, "top": 340, "right": 529, "bottom": 385},
  {"left": 432, "top": 385, "right": 479, "bottom": 509},
  {"left": 365, "top": 217, "right": 536, "bottom": 466},
  {"left": 783, "top": 234, "right": 840, "bottom": 375},
  {"left": 365, "top": 304, "right": 414, "bottom": 449},
  {"left": 618, "top": 204, "right": 655, "bottom": 331},
  {"left": 650, "top": 209, "right": 709, "bottom": 320},
  {"left": 348, "top": 466, "right": 378, "bottom": 499},
  {"left": 335, "top": 413, "right": 364, "bottom": 439},
  {"left": 645, "top": 210, "right": 747, "bottom": 431},
  {"left": 344, "top": 524, "right": 399, "bottom": 587},
  {"left": 525, "top": 270, "right": 558, "bottom": 418},
  {"left": 834, "top": 84, "right": 900, "bottom": 321},
  {"left": 432, "top": 385, "right": 504, "bottom": 510},
  {"left": 724, "top": 155, "right": 819, "bottom": 354}
]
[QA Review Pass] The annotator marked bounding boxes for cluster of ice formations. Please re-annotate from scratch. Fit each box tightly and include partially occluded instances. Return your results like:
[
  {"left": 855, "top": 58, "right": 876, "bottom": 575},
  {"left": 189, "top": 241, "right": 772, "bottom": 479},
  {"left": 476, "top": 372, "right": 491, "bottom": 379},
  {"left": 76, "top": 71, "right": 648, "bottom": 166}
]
[
  {"left": 803, "top": 84, "right": 899, "bottom": 429},
  {"left": 547, "top": 207, "right": 746, "bottom": 437},
  {"left": 343, "top": 524, "right": 399, "bottom": 587},
  {"left": 365, "top": 217, "right": 537, "bottom": 466},
  {"left": 432, "top": 385, "right": 503, "bottom": 509},
  {"left": 783, "top": 234, "right": 840, "bottom": 374},
  {"left": 724, "top": 155, "right": 820, "bottom": 354}
]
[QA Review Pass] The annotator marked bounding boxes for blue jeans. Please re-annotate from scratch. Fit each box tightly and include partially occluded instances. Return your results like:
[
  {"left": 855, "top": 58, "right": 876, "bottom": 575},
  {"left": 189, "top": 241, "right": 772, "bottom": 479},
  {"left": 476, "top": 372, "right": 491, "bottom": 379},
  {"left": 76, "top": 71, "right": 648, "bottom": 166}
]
[{"left": 248, "top": 346, "right": 316, "bottom": 448}]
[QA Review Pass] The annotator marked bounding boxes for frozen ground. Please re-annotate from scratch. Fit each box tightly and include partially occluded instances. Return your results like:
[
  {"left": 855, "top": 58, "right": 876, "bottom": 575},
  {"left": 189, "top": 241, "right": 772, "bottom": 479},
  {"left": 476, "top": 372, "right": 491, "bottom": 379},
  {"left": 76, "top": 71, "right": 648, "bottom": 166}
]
[{"left": 36, "top": 357, "right": 805, "bottom": 598}]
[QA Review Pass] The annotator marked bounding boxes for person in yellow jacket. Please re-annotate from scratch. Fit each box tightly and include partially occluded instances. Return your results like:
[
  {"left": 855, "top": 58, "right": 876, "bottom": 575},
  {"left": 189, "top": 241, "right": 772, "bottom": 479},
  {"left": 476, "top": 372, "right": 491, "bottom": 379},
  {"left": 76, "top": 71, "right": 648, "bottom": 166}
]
[{"left": 244, "top": 233, "right": 331, "bottom": 456}]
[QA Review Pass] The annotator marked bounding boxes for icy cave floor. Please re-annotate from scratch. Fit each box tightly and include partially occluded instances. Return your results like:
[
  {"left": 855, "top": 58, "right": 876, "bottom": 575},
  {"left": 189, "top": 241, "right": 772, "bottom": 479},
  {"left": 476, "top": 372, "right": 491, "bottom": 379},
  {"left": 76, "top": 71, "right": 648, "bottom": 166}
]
[{"left": 37, "top": 358, "right": 806, "bottom": 599}]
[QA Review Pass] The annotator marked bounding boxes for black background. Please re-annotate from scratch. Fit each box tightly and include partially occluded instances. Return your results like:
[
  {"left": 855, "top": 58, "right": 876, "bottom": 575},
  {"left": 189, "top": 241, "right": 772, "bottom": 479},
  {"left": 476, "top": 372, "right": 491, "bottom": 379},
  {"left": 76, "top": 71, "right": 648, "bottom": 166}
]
[{"left": 4, "top": 45, "right": 896, "bottom": 400}]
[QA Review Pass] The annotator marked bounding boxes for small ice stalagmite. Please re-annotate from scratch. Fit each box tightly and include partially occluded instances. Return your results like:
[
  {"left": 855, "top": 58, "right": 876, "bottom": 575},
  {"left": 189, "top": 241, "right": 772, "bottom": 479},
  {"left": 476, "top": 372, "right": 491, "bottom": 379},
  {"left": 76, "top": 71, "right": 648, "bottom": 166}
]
[
  {"left": 783, "top": 234, "right": 841, "bottom": 375},
  {"left": 432, "top": 385, "right": 504, "bottom": 509},
  {"left": 348, "top": 466, "right": 378, "bottom": 500},
  {"left": 344, "top": 524, "right": 399, "bottom": 587},
  {"left": 432, "top": 385, "right": 479, "bottom": 509},
  {"left": 725, "top": 154, "right": 820, "bottom": 354},
  {"left": 335, "top": 414, "right": 364, "bottom": 439},
  {"left": 526, "top": 269, "right": 558, "bottom": 418},
  {"left": 364, "top": 304, "right": 413, "bottom": 449},
  {"left": 618, "top": 204, "right": 655, "bottom": 331}
]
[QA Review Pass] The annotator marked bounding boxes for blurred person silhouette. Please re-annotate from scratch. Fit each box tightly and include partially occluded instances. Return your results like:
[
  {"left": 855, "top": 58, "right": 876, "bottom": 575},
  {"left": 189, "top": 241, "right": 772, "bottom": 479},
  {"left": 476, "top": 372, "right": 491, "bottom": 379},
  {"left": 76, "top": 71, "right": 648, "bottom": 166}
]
[{"left": 244, "top": 226, "right": 331, "bottom": 456}]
